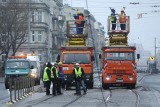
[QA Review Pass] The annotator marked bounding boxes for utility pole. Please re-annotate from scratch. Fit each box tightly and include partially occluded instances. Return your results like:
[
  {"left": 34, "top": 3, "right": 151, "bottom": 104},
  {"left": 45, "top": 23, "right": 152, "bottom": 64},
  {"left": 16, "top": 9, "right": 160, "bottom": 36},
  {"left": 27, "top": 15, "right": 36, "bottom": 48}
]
[
  {"left": 155, "top": 37, "right": 156, "bottom": 60},
  {"left": 155, "top": 37, "right": 157, "bottom": 73},
  {"left": 155, "top": 37, "right": 160, "bottom": 73},
  {"left": 28, "top": 0, "right": 31, "bottom": 52}
]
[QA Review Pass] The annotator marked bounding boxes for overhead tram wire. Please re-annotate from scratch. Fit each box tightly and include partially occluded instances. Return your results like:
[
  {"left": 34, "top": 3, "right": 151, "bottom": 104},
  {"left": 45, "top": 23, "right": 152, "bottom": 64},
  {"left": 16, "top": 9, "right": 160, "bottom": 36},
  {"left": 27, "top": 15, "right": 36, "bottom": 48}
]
[{"left": 85, "top": 0, "right": 108, "bottom": 107}]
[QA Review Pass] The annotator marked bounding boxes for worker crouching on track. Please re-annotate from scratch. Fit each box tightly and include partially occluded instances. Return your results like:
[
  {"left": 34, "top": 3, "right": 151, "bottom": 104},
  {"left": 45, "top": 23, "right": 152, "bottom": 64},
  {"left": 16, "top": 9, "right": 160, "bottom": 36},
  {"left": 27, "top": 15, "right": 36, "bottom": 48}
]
[{"left": 73, "top": 63, "right": 87, "bottom": 95}]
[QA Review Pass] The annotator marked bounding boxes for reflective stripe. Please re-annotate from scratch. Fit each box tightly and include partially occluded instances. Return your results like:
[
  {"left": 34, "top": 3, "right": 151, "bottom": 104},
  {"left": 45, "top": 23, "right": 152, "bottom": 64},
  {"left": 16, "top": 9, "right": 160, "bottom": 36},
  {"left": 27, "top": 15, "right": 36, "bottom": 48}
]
[
  {"left": 74, "top": 67, "right": 82, "bottom": 78},
  {"left": 43, "top": 67, "right": 50, "bottom": 81},
  {"left": 51, "top": 66, "right": 58, "bottom": 78},
  {"left": 76, "top": 16, "right": 84, "bottom": 24}
]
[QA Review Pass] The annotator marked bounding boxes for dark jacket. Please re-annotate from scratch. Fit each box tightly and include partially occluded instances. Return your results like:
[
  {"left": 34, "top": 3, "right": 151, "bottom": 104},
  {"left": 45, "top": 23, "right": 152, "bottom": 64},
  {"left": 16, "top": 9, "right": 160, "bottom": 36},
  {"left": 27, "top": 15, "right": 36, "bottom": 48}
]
[
  {"left": 58, "top": 66, "right": 64, "bottom": 79},
  {"left": 73, "top": 67, "right": 85, "bottom": 81},
  {"left": 51, "top": 66, "right": 58, "bottom": 80}
]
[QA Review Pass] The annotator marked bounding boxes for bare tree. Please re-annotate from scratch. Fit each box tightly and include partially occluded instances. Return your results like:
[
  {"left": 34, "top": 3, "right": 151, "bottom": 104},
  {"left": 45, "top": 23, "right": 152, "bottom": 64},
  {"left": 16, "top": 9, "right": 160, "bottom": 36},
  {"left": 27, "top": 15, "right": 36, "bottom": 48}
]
[{"left": 0, "top": 0, "right": 29, "bottom": 58}]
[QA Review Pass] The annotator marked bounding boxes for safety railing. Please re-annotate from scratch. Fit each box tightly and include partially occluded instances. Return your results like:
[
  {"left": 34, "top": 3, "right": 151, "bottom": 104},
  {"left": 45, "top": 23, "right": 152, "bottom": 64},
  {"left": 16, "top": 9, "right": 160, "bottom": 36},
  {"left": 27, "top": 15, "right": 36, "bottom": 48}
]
[
  {"left": 7, "top": 76, "right": 35, "bottom": 104},
  {"left": 66, "top": 20, "right": 88, "bottom": 38},
  {"left": 107, "top": 16, "right": 130, "bottom": 34}
]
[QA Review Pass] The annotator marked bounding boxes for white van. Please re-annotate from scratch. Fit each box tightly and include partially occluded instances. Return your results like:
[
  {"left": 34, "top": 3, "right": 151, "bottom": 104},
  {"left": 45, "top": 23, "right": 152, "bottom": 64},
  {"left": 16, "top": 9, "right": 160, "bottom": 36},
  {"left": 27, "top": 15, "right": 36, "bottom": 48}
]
[{"left": 27, "top": 55, "right": 41, "bottom": 85}]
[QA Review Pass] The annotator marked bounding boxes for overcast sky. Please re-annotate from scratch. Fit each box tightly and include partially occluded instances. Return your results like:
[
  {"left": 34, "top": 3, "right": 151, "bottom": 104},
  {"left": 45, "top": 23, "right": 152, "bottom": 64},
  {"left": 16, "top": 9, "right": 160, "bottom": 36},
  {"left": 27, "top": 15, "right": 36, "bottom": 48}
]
[{"left": 64, "top": 0, "right": 160, "bottom": 55}]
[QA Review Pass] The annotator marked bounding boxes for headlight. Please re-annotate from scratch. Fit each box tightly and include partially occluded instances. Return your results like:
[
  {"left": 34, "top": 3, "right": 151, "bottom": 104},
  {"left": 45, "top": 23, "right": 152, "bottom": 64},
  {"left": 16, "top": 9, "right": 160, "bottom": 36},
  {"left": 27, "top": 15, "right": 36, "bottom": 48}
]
[
  {"left": 106, "top": 75, "right": 111, "bottom": 80},
  {"left": 86, "top": 75, "right": 90, "bottom": 78},
  {"left": 128, "top": 75, "right": 133, "bottom": 80},
  {"left": 30, "top": 70, "right": 37, "bottom": 78}
]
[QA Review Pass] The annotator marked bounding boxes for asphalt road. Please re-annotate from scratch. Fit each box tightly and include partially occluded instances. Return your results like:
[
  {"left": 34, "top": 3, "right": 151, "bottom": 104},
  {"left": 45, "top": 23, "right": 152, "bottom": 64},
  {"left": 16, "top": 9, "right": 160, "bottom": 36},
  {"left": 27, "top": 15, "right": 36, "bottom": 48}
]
[{"left": 0, "top": 73, "right": 160, "bottom": 107}]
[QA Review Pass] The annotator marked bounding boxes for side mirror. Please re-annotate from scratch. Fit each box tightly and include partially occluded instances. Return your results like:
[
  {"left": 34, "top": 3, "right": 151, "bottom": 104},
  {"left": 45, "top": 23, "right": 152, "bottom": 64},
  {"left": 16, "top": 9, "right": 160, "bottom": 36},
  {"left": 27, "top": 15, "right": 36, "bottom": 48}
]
[
  {"left": 91, "top": 55, "right": 95, "bottom": 61},
  {"left": 30, "top": 65, "right": 34, "bottom": 69},
  {"left": 1, "top": 66, "right": 4, "bottom": 71},
  {"left": 99, "top": 54, "right": 102, "bottom": 59},
  {"left": 57, "top": 54, "right": 60, "bottom": 61},
  {"left": 137, "top": 54, "right": 140, "bottom": 59}
]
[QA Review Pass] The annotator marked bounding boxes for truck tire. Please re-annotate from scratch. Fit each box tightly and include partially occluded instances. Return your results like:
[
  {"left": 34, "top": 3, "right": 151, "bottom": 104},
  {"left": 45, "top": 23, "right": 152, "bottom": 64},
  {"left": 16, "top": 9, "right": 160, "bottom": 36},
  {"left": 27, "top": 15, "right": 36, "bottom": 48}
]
[
  {"left": 102, "top": 82, "right": 109, "bottom": 90},
  {"left": 87, "top": 82, "right": 93, "bottom": 89},
  {"left": 37, "top": 78, "right": 40, "bottom": 85},
  {"left": 127, "top": 84, "right": 136, "bottom": 89},
  {"left": 5, "top": 81, "right": 9, "bottom": 89}
]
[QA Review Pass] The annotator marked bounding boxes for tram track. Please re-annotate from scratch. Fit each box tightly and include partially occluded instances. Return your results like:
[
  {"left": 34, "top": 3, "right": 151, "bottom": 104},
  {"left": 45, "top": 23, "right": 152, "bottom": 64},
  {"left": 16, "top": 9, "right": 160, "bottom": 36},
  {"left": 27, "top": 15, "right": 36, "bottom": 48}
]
[{"left": 131, "top": 90, "right": 140, "bottom": 107}]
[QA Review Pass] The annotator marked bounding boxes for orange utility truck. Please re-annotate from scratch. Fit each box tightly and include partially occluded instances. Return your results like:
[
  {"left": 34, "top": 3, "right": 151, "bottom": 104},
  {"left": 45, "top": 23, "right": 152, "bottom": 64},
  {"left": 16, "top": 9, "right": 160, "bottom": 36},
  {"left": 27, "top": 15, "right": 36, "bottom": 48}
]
[
  {"left": 57, "top": 20, "right": 94, "bottom": 89},
  {"left": 101, "top": 15, "right": 139, "bottom": 89}
]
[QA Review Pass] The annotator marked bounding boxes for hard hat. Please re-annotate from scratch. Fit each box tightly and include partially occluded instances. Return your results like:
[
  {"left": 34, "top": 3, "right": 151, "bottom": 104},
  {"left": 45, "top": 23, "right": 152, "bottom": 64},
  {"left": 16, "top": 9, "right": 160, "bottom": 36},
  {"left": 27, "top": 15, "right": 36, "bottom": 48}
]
[
  {"left": 77, "top": 11, "right": 81, "bottom": 14},
  {"left": 121, "top": 8, "right": 124, "bottom": 12},
  {"left": 58, "top": 61, "right": 62, "bottom": 66},
  {"left": 75, "top": 63, "right": 79, "bottom": 66}
]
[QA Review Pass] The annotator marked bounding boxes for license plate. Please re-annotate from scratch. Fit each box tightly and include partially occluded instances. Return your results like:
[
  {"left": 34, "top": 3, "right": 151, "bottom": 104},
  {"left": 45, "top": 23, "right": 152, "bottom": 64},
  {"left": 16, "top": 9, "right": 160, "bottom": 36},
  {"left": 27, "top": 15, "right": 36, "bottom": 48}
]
[
  {"left": 116, "top": 78, "right": 123, "bottom": 82},
  {"left": 63, "top": 67, "right": 68, "bottom": 70}
]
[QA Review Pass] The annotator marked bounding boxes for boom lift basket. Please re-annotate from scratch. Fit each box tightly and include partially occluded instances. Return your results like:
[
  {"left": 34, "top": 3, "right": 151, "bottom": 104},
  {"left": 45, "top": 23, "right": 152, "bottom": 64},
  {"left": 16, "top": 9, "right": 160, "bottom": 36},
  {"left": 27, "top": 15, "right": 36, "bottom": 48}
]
[
  {"left": 109, "top": 34, "right": 128, "bottom": 46},
  {"left": 66, "top": 20, "right": 88, "bottom": 46}
]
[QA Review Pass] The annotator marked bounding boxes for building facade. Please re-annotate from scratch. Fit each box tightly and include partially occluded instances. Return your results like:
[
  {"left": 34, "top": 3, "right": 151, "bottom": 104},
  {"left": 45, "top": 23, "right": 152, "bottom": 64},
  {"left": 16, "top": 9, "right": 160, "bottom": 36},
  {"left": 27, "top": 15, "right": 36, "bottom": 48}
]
[{"left": 18, "top": 0, "right": 64, "bottom": 64}]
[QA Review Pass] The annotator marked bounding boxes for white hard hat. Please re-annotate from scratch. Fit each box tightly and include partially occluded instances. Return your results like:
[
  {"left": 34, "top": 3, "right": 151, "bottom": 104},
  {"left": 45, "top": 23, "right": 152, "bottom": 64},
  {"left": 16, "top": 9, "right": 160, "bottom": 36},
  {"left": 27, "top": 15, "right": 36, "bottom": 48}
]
[{"left": 75, "top": 63, "right": 79, "bottom": 66}]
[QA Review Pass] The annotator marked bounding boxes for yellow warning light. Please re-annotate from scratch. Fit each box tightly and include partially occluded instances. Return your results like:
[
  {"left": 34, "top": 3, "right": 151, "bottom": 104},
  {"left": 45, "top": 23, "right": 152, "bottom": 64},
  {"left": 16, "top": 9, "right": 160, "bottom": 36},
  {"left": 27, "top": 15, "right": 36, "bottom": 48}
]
[{"left": 150, "top": 56, "right": 154, "bottom": 60}]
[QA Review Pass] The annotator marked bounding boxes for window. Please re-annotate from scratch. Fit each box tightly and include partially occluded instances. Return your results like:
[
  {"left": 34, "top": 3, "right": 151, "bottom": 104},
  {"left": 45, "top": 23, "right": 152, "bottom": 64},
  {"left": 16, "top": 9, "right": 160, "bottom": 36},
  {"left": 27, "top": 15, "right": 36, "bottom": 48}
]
[
  {"left": 2, "top": 0, "right": 7, "bottom": 2},
  {"left": 31, "top": 11, "right": 35, "bottom": 22},
  {"left": 53, "top": 20, "right": 57, "bottom": 30},
  {"left": 1, "top": 33, "right": 7, "bottom": 42},
  {"left": 37, "top": 11, "right": 42, "bottom": 22},
  {"left": 63, "top": 53, "right": 90, "bottom": 64},
  {"left": 31, "top": 31, "right": 35, "bottom": 42},
  {"left": 105, "top": 52, "right": 135, "bottom": 60},
  {"left": 38, "top": 31, "right": 42, "bottom": 42}
]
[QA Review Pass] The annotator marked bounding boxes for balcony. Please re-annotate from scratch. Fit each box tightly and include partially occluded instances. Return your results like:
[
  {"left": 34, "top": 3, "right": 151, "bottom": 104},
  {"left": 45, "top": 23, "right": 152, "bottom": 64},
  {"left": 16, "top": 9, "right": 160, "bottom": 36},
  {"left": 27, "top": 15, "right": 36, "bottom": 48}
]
[
  {"left": 31, "top": 3, "right": 50, "bottom": 12},
  {"left": 31, "top": 22, "right": 49, "bottom": 30}
]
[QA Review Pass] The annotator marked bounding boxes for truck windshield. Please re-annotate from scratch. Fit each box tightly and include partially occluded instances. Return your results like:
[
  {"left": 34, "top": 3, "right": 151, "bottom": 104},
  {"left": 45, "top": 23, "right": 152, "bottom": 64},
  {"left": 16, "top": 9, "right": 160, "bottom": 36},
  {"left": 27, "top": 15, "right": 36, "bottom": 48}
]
[
  {"left": 30, "top": 61, "right": 37, "bottom": 68},
  {"left": 6, "top": 61, "right": 30, "bottom": 69},
  {"left": 105, "top": 52, "right": 135, "bottom": 60},
  {"left": 63, "top": 53, "right": 90, "bottom": 64}
]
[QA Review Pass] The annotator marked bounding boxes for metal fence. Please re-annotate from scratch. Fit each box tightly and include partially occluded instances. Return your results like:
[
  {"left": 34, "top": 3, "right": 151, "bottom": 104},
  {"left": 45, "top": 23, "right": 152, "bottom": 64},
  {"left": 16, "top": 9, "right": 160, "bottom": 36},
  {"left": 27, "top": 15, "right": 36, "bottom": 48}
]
[{"left": 8, "top": 76, "right": 35, "bottom": 104}]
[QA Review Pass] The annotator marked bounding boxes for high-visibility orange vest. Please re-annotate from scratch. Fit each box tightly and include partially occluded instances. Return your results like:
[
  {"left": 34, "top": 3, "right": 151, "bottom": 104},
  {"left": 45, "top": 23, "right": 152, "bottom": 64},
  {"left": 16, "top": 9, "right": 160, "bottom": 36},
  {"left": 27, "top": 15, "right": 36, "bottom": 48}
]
[
  {"left": 76, "top": 16, "right": 84, "bottom": 24},
  {"left": 119, "top": 15, "right": 126, "bottom": 23}
]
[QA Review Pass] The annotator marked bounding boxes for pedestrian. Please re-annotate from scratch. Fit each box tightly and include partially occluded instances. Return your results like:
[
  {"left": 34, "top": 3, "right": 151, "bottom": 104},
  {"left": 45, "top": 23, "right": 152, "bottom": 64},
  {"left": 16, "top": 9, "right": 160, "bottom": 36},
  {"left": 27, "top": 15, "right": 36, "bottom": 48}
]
[
  {"left": 51, "top": 63, "right": 58, "bottom": 96},
  {"left": 73, "top": 63, "right": 87, "bottom": 95},
  {"left": 109, "top": 8, "right": 117, "bottom": 30},
  {"left": 73, "top": 10, "right": 85, "bottom": 34},
  {"left": 55, "top": 61, "right": 64, "bottom": 94},
  {"left": 119, "top": 8, "right": 127, "bottom": 30},
  {"left": 43, "top": 62, "right": 52, "bottom": 95}
]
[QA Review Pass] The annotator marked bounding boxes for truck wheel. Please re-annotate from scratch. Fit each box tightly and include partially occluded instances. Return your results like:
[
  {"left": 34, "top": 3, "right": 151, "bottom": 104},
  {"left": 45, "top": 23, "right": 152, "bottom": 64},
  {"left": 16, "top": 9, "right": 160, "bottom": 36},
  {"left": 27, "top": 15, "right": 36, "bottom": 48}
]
[
  {"left": 127, "top": 84, "right": 136, "bottom": 89},
  {"left": 131, "top": 84, "right": 136, "bottom": 89},
  {"left": 37, "top": 78, "right": 40, "bottom": 85},
  {"left": 5, "top": 81, "right": 9, "bottom": 89},
  {"left": 87, "top": 82, "right": 93, "bottom": 89},
  {"left": 102, "top": 83, "right": 109, "bottom": 90}
]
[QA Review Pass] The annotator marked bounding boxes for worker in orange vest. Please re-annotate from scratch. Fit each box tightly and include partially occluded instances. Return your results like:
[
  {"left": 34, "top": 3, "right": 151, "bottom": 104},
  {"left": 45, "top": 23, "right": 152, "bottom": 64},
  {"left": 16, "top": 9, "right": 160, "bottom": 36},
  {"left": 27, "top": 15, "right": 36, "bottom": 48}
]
[
  {"left": 119, "top": 8, "right": 127, "bottom": 30},
  {"left": 73, "top": 10, "right": 85, "bottom": 34}
]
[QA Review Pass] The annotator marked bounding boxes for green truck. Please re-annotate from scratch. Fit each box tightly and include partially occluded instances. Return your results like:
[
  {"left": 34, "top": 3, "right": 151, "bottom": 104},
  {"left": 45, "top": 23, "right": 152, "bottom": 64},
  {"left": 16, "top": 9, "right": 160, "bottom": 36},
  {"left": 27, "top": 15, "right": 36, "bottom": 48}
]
[{"left": 4, "top": 56, "right": 33, "bottom": 89}]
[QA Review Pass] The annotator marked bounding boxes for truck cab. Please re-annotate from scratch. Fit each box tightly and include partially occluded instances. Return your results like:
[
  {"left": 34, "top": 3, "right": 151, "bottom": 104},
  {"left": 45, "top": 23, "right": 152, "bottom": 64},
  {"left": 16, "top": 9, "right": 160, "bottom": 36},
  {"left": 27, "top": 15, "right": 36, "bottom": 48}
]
[
  {"left": 59, "top": 46, "right": 94, "bottom": 89},
  {"left": 4, "top": 56, "right": 33, "bottom": 89},
  {"left": 27, "top": 54, "right": 41, "bottom": 85},
  {"left": 101, "top": 46, "right": 138, "bottom": 89}
]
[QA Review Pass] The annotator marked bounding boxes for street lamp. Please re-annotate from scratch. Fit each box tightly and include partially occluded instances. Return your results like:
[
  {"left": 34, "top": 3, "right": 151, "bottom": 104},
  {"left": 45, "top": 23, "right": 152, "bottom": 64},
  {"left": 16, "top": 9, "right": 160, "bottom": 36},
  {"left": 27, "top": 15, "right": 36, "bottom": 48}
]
[{"left": 155, "top": 37, "right": 160, "bottom": 72}]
